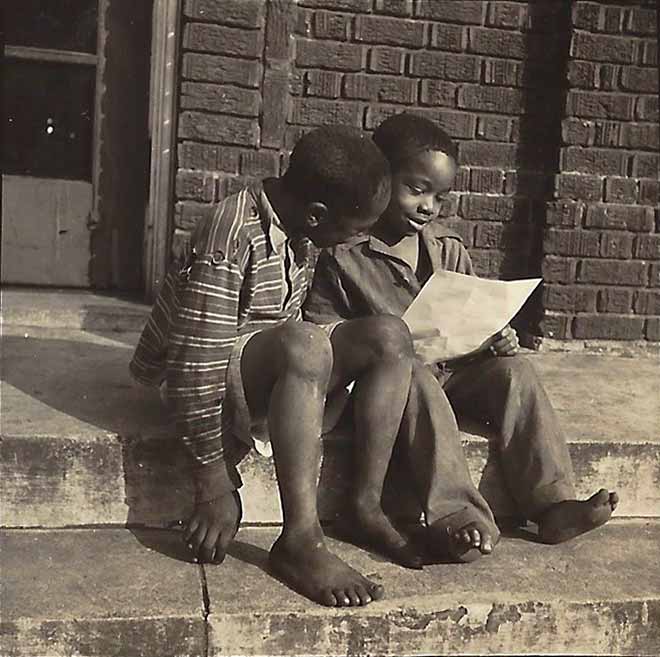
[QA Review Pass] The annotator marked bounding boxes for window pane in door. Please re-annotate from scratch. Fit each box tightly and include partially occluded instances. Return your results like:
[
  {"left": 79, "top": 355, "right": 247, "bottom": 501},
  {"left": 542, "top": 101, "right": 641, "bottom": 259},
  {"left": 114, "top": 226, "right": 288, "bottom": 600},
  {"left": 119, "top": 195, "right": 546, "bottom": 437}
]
[
  {"left": 3, "top": 60, "right": 95, "bottom": 181},
  {"left": 5, "top": 0, "right": 98, "bottom": 53}
]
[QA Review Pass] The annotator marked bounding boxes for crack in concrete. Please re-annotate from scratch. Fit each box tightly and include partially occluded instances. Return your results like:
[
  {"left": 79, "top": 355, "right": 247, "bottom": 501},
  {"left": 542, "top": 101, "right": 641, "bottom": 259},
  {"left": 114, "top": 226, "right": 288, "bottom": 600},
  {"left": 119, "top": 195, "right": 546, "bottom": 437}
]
[{"left": 198, "top": 564, "right": 211, "bottom": 657}]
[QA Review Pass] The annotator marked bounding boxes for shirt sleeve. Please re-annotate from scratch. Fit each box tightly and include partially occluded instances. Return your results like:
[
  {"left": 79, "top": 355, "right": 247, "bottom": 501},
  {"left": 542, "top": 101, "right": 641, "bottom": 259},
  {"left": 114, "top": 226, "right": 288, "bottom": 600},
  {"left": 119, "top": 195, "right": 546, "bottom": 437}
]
[
  {"left": 166, "top": 250, "right": 248, "bottom": 502},
  {"left": 303, "top": 250, "right": 355, "bottom": 324},
  {"left": 439, "top": 238, "right": 475, "bottom": 275}
]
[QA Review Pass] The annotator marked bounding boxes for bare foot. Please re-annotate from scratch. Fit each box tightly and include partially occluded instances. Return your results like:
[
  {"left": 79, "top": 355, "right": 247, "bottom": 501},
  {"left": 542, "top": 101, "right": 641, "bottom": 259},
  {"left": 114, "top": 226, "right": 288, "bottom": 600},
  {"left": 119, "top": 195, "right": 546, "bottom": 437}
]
[
  {"left": 269, "top": 529, "right": 385, "bottom": 607},
  {"left": 339, "top": 502, "right": 423, "bottom": 570},
  {"left": 427, "top": 520, "right": 497, "bottom": 563},
  {"left": 538, "top": 489, "right": 619, "bottom": 544}
]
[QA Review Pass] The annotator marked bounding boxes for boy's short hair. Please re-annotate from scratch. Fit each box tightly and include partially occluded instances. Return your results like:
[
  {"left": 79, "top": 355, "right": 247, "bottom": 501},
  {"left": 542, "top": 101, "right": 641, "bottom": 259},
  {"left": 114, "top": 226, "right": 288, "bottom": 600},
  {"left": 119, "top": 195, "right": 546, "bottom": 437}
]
[
  {"left": 284, "top": 126, "right": 390, "bottom": 215},
  {"left": 372, "top": 112, "right": 458, "bottom": 171}
]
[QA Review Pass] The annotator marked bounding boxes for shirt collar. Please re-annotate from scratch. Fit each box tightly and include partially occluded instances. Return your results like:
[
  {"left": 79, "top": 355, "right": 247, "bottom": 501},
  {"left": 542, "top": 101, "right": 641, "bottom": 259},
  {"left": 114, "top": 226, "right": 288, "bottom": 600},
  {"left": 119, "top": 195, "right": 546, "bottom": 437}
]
[{"left": 249, "top": 181, "right": 288, "bottom": 255}]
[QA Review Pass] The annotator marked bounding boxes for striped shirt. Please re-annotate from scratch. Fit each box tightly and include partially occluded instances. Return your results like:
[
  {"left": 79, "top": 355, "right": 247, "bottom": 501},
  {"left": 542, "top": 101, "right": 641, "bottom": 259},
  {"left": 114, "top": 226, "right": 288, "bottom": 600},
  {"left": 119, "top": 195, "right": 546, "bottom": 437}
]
[{"left": 130, "top": 183, "right": 316, "bottom": 497}]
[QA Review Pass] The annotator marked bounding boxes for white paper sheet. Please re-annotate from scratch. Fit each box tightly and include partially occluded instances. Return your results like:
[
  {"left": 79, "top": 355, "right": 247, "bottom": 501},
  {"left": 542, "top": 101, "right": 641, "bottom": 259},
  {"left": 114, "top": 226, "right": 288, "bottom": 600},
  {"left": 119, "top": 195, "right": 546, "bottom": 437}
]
[{"left": 402, "top": 270, "right": 541, "bottom": 363}]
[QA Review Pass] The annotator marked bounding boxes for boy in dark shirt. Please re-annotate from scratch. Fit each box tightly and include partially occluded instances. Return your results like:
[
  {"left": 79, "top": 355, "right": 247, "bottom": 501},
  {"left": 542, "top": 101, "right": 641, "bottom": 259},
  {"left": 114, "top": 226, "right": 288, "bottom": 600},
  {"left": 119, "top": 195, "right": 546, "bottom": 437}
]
[
  {"left": 304, "top": 113, "right": 618, "bottom": 560},
  {"left": 131, "top": 126, "right": 423, "bottom": 608}
]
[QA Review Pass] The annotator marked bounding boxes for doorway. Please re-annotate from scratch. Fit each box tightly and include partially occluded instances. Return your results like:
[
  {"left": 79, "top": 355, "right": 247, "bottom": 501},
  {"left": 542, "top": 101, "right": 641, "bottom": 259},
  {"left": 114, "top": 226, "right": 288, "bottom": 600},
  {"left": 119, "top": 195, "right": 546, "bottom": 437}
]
[{"left": 2, "top": 0, "right": 155, "bottom": 293}]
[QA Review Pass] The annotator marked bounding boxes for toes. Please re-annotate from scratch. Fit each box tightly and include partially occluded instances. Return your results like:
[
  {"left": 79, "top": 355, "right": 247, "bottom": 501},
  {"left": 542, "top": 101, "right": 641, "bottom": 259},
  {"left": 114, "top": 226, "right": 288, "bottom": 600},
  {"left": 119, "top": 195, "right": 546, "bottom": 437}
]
[
  {"left": 590, "top": 488, "right": 611, "bottom": 506},
  {"left": 345, "top": 588, "right": 361, "bottom": 607},
  {"left": 609, "top": 492, "right": 619, "bottom": 510},
  {"left": 368, "top": 582, "right": 385, "bottom": 601},
  {"left": 333, "top": 589, "right": 351, "bottom": 607},
  {"left": 469, "top": 528, "right": 481, "bottom": 547},
  {"left": 320, "top": 589, "right": 337, "bottom": 607},
  {"left": 481, "top": 534, "right": 494, "bottom": 554},
  {"left": 354, "top": 584, "right": 372, "bottom": 606}
]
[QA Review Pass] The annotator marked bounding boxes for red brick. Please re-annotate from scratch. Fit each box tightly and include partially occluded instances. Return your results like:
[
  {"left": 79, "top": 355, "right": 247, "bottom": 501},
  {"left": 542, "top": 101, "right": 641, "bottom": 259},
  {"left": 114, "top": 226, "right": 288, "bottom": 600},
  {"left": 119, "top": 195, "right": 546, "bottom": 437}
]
[
  {"left": 313, "top": 11, "right": 351, "bottom": 40},
  {"left": 409, "top": 52, "right": 481, "bottom": 81},
  {"left": 570, "top": 32, "right": 636, "bottom": 63},
  {"left": 636, "top": 96, "right": 659, "bottom": 122},
  {"left": 592, "top": 121, "right": 620, "bottom": 148},
  {"left": 540, "top": 312, "right": 572, "bottom": 339},
  {"left": 555, "top": 173, "right": 603, "bottom": 201},
  {"left": 486, "top": 1, "right": 526, "bottom": 29},
  {"left": 375, "top": 0, "right": 413, "bottom": 16},
  {"left": 218, "top": 174, "right": 256, "bottom": 198},
  {"left": 460, "top": 194, "right": 527, "bottom": 222},
  {"left": 646, "top": 318, "right": 660, "bottom": 341},
  {"left": 561, "top": 147, "right": 628, "bottom": 177},
  {"left": 176, "top": 169, "right": 217, "bottom": 202},
  {"left": 429, "top": 24, "right": 467, "bottom": 52},
  {"left": 454, "top": 166, "right": 471, "bottom": 191},
  {"left": 572, "top": 2, "right": 602, "bottom": 31},
  {"left": 631, "top": 153, "right": 660, "bottom": 178},
  {"left": 298, "top": 0, "right": 371, "bottom": 10},
  {"left": 635, "top": 235, "right": 660, "bottom": 260},
  {"left": 184, "top": 0, "right": 264, "bottom": 28},
  {"left": 474, "top": 222, "right": 530, "bottom": 249},
  {"left": 573, "top": 314, "right": 644, "bottom": 340},
  {"left": 343, "top": 74, "right": 417, "bottom": 104},
  {"left": 578, "top": 260, "right": 648, "bottom": 286},
  {"left": 262, "top": 69, "right": 290, "bottom": 148},
  {"left": 604, "top": 177, "right": 638, "bottom": 204},
  {"left": 368, "top": 47, "right": 405, "bottom": 74},
  {"left": 544, "top": 201, "right": 585, "bottom": 227},
  {"left": 585, "top": 204, "right": 655, "bottom": 232},
  {"left": 542, "top": 257, "right": 577, "bottom": 284},
  {"left": 296, "top": 38, "right": 363, "bottom": 71},
  {"left": 468, "top": 27, "right": 525, "bottom": 58},
  {"left": 459, "top": 142, "right": 517, "bottom": 168},
  {"left": 419, "top": 80, "right": 458, "bottom": 107},
  {"left": 178, "top": 111, "right": 259, "bottom": 146},
  {"left": 304, "top": 70, "right": 342, "bottom": 98},
  {"left": 174, "top": 200, "right": 215, "bottom": 230},
  {"left": 620, "top": 66, "right": 659, "bottom": 93},
  {"left": 239, "top": 151, "right": 279, "bottom": 177},
  {"left": 597, "top": 64, "right": 620, "bottom": 91},
  {"left": 469, "top": 168, "right": 505, "bottom": 193},
  {"left": 470, "top": 249, "right": 508, "bottom": 277},
  {"left": 620, "top": 123, "right": 660, "bottom": 151},
  {"left": 635, "top": 290, "right": 660, "bottom": 315},
  {"left": 651, "top": 264, "right": 660, "bottom": 287},
  {"left": 626, "top": 7, "right": 658, "bottom": 36},
  {"left": 182, "top": 53, "right": 262, "bottom": 87},
  {"left": 457, "top": 85, "right": 525, "bottom": 114},
  {"left": 355, "top": 15, "right": 425, "bottom": 47},
  {"left": 415, "top": 0, "right": 486, "bottom": 24},
  {"left": 567, "top": 61, "right": 597, "bottom": 89},
  {"left": 562, "top": 118, "right": 594, "bottom": 146},
  {"left": 599, "top": 231, "right": 635, "bottom": 259},
  {"left": 183, "top": 23, "right": 263, "bottom": 58},
  {"left": 178, "top": 142, "right": 240, "bottom": 173},
  {"left": 180, "top": 82, "right": 260, "bottom": 116},
  {"left": 544, "top": 229, "right": 600, "bottom": 257},
  {"left": 543, "top": 285, "right": 597, "bottom": 313},
  {"left": 290, "top": 98, "right": 363, "bottom": 127},
  {"left": 604, "top": 6, "right": 626, "bottom": 33},
  {"left": 439, "top": 192, "right": 461, "bottom": 218},
  {"left": 639, "top": 179, "right": 660, "bottom": 206},
  {"left": 483, "top": 59, "right": 522, "bottom": 87},
  {"left": 476, "top": 116, "right": 510, "bottom": 141},
  {"left": 642, "top": 39, "right": 658, "bottom": 66},
  {"left": 598, "top": 288, "right": 634, "bottom": 313},
  {"left": 364, "top": 106, "right": 476, "bottom": 138},
  {"left": 567, "top": 91, "right": 635, "bottom": 120}
]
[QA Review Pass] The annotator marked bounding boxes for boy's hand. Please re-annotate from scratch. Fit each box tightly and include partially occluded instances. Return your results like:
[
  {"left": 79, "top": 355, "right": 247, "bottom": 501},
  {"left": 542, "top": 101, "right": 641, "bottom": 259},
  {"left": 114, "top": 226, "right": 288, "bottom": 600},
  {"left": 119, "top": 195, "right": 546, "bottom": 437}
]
[
  {"left": 183, "top": 490, "right": 242, "bottom": 563},
  {"left": 489, "top": 325, "right": 519, "bottom": 357}
]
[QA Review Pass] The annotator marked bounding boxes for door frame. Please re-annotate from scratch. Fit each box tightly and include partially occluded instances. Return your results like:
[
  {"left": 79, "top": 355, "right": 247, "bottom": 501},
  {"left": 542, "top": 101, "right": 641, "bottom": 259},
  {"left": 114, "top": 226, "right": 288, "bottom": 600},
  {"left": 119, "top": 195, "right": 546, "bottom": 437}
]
[{"left": 144, "top": 0, "right": 181, "bottom": 301}]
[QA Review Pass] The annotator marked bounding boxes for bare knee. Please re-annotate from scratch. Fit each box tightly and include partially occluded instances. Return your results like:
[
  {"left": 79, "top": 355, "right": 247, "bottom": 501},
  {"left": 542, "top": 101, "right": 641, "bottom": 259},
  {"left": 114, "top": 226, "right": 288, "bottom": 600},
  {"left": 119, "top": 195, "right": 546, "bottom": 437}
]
[
  {"left": 359, "top": 315, "right": 413, "bottom": 362},
  {"left": 276, "top": 322, "right": 333, "bottom": 382}
]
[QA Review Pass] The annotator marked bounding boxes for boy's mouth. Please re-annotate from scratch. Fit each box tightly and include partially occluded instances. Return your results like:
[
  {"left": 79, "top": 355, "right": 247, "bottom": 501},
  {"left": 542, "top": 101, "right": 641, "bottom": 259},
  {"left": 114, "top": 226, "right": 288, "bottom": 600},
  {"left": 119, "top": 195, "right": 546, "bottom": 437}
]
[{"left": 407, "top": 215, "right": 429, "bottom": 228}]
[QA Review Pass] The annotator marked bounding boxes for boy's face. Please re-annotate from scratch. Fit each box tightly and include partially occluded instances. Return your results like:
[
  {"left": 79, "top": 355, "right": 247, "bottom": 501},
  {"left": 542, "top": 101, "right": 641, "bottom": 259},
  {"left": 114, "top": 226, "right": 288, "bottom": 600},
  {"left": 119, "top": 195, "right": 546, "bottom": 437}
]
[
  {"left": 380, "top": 150, "right": 456, "bottom": 237},
  {"left": 305, "top": 179, "right": 391, "bottom": 248}
]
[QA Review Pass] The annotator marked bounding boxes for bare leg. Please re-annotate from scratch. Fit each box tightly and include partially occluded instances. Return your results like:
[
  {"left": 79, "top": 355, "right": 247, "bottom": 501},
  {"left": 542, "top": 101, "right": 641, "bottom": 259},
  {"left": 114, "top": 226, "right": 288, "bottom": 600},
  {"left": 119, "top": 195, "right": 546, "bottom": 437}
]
[
  {"left": 241, "top": 322, "right": 383, "bottom": 607},
  {"left": 329, "top": 316, "right": 420, "bottom": 568}
]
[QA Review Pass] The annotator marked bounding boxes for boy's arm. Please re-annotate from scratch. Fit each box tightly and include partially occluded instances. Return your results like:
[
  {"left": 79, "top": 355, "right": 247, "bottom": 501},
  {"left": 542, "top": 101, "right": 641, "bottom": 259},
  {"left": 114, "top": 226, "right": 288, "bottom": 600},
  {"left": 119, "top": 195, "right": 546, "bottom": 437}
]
[
  {"left": 303, "top": 250, "right": 355, "bottom": 324},
  {"left": 167, "top": 251, "right": 247, "bottom": 503}
]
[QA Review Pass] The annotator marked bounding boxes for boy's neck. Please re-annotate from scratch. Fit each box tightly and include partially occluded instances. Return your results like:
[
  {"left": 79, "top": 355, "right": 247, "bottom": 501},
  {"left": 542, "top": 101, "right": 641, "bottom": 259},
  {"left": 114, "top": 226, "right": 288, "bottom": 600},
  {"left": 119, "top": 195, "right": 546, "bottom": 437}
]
[
  {"left": 263, "top": 178, "right": 304, "bottom": 239},
  {"left": 371, "top": 221, "right": 411, "bottom": 247}
]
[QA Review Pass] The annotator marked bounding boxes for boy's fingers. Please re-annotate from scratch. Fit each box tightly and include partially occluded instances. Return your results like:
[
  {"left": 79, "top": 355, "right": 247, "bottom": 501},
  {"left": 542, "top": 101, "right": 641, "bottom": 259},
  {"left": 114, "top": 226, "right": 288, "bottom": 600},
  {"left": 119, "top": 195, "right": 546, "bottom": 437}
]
[
  {"left": 199, "top": 528, "right": 221, "bottom": 563},
  {"left": 183, "top": 517, "right": 200, "bottom": 542},
  {"left": 187, "top": 525, "right": 208, "bottom": 557}
]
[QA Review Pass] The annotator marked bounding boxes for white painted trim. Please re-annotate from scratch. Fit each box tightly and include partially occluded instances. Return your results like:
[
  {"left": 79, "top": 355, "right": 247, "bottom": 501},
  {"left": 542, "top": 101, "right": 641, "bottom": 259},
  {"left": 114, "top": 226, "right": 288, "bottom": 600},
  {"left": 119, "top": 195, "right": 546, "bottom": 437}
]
[{"left": 144, "top": 0, "right": 181, "bottom": 301}]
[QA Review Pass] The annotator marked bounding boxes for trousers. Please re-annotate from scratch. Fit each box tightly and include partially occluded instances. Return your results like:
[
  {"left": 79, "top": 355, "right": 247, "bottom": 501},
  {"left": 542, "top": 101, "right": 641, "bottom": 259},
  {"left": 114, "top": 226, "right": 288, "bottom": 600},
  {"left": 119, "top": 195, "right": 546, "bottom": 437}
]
[{"left": 398, "top": 355, "right": 576, "bottom": 535}]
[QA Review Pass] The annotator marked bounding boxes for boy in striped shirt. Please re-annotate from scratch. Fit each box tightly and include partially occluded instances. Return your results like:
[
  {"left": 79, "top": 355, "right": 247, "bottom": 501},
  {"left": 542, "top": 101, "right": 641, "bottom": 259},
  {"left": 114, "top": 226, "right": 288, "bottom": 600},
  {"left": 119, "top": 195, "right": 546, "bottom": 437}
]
[{"left": 131, "top": 126, "right": 422, "bottom": 607}]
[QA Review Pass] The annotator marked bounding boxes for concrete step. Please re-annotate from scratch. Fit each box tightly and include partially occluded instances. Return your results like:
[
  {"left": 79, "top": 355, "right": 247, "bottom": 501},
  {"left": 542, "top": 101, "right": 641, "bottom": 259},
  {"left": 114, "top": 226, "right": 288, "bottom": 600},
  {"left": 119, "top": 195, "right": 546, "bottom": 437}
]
[
  {"left": 2, "top": 522, "right": 659, "bottom": 656},
  {"left": 2, "top": 324, "right": 659, "bottom": 528}
]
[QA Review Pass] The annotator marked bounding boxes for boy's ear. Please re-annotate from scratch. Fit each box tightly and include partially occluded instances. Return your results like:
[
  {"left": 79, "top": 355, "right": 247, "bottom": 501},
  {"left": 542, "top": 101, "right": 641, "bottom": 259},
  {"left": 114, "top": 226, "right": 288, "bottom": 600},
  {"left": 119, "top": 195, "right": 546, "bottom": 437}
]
[{"left": 304, "top": 202, "right": 329, "bottom": 228}]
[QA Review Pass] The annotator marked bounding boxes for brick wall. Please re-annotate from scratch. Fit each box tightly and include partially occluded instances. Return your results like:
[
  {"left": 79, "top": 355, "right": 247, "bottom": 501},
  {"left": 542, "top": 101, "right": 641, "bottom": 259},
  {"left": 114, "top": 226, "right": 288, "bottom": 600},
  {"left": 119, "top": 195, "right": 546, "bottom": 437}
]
[
  {"left": 173, "top": 0, "right": 658, "bottom": 342},
  {"left": 542, "top": 1, "right": 659, "bottom": 341}
]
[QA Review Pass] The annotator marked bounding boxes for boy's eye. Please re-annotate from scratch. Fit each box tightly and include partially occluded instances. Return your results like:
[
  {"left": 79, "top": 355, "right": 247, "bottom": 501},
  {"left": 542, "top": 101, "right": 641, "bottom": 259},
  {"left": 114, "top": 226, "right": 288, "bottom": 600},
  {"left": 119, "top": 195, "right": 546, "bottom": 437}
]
[{"left": 406, "top": 184, "right": 425, "bottom": 194}]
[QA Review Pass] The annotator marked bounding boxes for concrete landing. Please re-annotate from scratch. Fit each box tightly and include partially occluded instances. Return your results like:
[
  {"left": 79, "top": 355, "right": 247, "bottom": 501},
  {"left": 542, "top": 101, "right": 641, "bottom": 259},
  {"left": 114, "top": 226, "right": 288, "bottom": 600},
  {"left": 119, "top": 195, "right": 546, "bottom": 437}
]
[
  {"left": 2, "top": 324, "right": 659, "bottom": 527},
  {"left": 2, "top": 522, "right": 659, "bottom": 656}
]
